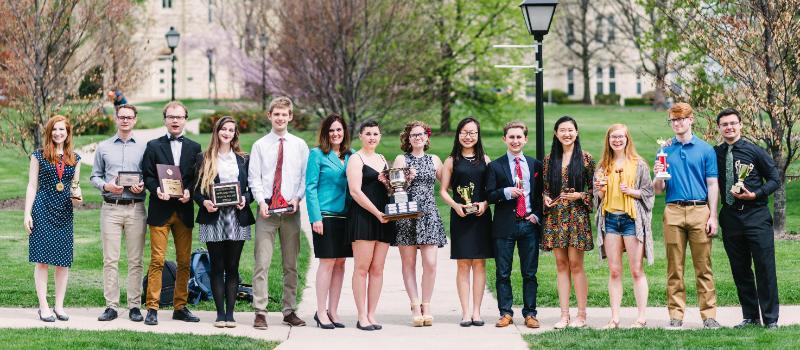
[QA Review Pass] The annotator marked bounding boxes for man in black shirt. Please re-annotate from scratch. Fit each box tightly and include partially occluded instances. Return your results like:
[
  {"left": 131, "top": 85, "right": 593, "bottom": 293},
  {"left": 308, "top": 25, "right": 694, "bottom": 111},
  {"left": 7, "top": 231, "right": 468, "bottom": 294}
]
[{"left": 714, "top": 108, "right": 781, "bottom": 329}]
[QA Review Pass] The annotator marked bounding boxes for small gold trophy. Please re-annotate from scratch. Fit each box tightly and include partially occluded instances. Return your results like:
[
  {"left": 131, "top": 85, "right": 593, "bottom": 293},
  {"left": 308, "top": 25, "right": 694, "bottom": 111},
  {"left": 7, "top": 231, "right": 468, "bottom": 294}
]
[
  {"left": 595, "top": 169, "right": 607, "bottom": 189},
  {"left": 731, "top": 160, "right": 754, "bottom": 194},
  {"left": 456, "top": 182, "right": 478, "bottom": 215}
]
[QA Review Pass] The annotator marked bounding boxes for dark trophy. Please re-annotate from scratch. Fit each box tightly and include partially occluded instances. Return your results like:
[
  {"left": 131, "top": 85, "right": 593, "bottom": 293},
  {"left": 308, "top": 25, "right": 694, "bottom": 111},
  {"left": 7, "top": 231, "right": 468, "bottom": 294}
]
[
  {"left": 211, "top": 182, "right": 241, "bottom": 207},
  {"left": 268, "top": 191, "right": 294, "bottom": 215},
  {"left": 117, "top": 171, "right": 142, "bottom": 187},
  {"left": 456, "top": 182, "right": 478, "bottom": 215},
  {"left": 382, "top": 167, "right": 422, "bottom": 220},
  {"left": 156, "top": 164, "right": 184, "bottom": 197}
]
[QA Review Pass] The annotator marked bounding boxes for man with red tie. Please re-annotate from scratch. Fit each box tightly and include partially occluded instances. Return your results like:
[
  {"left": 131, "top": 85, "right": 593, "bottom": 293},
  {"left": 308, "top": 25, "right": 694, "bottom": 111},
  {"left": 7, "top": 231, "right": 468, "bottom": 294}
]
[
  {"left": 486, "top": 121, "right": 544, "bottom": 329},
  {"left": 248, "top": 96, "right": 310, "bottom": 329}
]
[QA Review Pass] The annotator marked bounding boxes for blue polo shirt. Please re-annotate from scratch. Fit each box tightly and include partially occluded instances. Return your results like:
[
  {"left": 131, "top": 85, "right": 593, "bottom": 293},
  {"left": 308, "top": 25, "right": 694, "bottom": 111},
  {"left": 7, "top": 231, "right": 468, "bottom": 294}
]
[{"left": 659, "top": 135, "right": 718, "bottom": 203}]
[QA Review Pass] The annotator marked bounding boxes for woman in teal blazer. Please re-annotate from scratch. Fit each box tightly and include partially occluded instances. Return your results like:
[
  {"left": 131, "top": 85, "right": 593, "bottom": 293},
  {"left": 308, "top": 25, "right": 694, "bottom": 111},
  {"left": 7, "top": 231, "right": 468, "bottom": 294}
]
[{"left": 306, "top": 114, "right": 354, "bottom": 329}]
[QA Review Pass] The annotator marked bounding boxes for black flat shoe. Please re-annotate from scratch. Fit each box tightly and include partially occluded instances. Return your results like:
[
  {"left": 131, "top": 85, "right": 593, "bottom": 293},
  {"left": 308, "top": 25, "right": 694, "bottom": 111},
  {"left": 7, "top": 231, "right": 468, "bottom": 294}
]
[
  {"left": 129, "top": 307, "right": 143, "bottom": 322},
  {"left": 471, "top": 319, "right": 485, "bottom": 327},
  {"left": 314, "top": 312, "right": 335, "bottom": 329},
  {"left": 327, "top": 311, "right": 345, "bottom": 328},
  {"left": 144, "top": 309, "right": 158, "bottom": 326},
  {"left": 38, "top": 309, "right": 55, "bottom": 323},
  {"left": 372, "top": 323, "right": 382, "bottom": 330},
  {"left": 53, "top": 309, "right": 69, "bottom": 321},
  {"left": 459, "top": 320, "right": 473, "bottom": 327},
  {"left": 356, "top": 321, "right": 376, "bottom": 331},
  {"left": 98, "top": 307, "right": 118, "bottom": 321}
]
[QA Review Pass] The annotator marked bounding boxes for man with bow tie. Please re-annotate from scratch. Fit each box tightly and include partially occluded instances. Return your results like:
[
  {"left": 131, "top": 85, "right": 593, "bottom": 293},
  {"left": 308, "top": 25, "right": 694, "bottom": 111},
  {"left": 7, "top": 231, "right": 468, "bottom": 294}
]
[{"left": 140, "top": 101, "right": 202, "bottom": 326}]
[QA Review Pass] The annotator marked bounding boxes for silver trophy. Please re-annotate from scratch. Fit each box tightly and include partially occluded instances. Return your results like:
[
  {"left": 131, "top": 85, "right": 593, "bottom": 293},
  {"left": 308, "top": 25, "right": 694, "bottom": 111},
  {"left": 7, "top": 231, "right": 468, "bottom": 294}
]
[{"left": 382, "top": 167, "right": 422, "bottom": 220}]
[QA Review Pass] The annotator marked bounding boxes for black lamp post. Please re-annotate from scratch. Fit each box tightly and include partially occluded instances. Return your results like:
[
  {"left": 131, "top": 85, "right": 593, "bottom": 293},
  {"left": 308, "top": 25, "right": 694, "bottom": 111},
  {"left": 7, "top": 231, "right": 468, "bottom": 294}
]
[
  {"left": 519, "top": 0, "right": 558, "bottom": 161},
  {"left": 259, "top": 34, "right": 269, "bottom": 111},
  {"left": 165, "top": 26, "right": 181, "bottom": 101}
]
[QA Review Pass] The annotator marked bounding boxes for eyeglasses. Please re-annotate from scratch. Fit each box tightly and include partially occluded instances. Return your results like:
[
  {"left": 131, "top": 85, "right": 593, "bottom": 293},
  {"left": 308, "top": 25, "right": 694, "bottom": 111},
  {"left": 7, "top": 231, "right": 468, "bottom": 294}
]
[
  {"left": 667, "top": 117, "right": 690, "bottom": 124},
  {"left": 409, "top": 132, "right": 427, "bottom": 139},
  {"left": 116, "top": 116, "right": 136, "bottom": 121},
  {"left": 165, "top": 115, "right": 187, "bottom": 121},
  {"left": 719, "top": 121, "right": 740, "bottom": 128},
  {"left": 459, "top": 131, "right": 478, "bottom": 137}
]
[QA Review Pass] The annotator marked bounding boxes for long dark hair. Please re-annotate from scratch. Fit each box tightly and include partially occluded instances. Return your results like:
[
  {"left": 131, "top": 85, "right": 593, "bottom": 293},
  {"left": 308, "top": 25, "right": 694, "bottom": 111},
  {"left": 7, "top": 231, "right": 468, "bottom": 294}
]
[
  {"left": 547, "top": 116, "right": 585, "bottom": 195},
  {"left": 449, "top": 117, "right": 485, "bottom": 163},
  {"left": 317, "top": 113, "right": 351, "bottom": 160}
]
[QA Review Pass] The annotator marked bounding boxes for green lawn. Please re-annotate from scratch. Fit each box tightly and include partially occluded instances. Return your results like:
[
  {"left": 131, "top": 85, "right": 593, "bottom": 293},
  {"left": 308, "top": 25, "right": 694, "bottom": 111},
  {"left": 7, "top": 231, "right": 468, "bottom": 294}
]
[
  {"left": 526, "top": 325, "right": 800, "bottom": 349},
  {"left": 0, "top": 328, "right": 276, "bottom": 350}
]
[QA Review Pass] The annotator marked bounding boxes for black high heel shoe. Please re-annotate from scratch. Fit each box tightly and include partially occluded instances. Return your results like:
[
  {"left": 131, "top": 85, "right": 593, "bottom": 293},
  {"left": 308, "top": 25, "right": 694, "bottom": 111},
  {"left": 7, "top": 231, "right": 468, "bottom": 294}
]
[
  {"left": 38, "top": 309, "right": 55, "bottom": 322},
  {"left": 314, "top": 312, "right": 335, "bottom": 329},
  {"left": 327, "top": 311, "right": 345, "bottom": 328},
  {"left": 53, "top": 309, "right": 69, "bottom": 321},
  {"left": 356, "top": 321, "right": 376, "bottom": 331}
]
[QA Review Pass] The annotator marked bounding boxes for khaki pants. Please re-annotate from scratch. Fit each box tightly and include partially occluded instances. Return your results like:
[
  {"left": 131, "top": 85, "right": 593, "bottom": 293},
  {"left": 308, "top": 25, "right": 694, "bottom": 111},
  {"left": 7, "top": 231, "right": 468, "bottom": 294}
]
[
  {"left": 146, "top": 212, "right": 193, "bottom": 310},
  {"left": 663, "top": 204, "right": 717, "bottom": 320},
  {"left": 101, "top": 202, "right": 146, "bottom": 310},
  {"left": 252, "top": 213, "right": 301, "bottom": 316}
]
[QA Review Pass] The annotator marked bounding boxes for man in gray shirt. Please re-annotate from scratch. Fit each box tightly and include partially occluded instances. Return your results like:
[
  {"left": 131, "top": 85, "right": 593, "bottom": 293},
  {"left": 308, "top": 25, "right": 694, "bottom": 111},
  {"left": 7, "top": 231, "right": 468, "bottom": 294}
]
[{"left": 90, "top": 104, "right": 147, "bottom": 322}]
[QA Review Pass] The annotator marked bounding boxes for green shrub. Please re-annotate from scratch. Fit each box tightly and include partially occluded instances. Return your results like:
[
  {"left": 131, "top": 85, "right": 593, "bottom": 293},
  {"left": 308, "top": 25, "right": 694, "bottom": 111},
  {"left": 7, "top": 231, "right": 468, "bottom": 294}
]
[
  {"left": 594, "top": 93, "right": 621, "bottom": 105},
  {"left": 78, "top": 66, "right": 104, "bottom": 99},
  {"left": 624, "top": 98, "right": 648, "bottom": 106},
  {"left": 544, "top": 89, "right": 569, "bottom": 104},
  {"left": 200, "top": 111, "right": 267, "bottom": 133},
  {"left": 641, "top": 90, "right": 656, "bottom": 105}
]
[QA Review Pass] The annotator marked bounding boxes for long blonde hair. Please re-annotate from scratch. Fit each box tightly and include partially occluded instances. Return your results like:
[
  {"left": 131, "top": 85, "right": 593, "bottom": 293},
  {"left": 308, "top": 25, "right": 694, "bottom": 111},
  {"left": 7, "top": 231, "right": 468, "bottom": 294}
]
[
  {"left": 196, "top": 116, "right": 245, "bottom": 196},
  {"left": 598, "top": 124, "right": 641, "bottom": 175}
]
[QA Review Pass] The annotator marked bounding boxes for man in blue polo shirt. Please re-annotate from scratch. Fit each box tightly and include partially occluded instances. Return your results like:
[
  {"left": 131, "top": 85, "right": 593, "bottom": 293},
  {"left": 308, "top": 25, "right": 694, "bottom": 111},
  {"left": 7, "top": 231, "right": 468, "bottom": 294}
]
[{"left": 653, "top": 102, "right": 720, "bottom": 329}]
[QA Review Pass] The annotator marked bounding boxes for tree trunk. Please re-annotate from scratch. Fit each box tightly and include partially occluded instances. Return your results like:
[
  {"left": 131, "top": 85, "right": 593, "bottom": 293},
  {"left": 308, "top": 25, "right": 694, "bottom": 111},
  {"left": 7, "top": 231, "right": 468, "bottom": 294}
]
[
  {"left": 653, "top": 76, "right": 666, "bottom": 109},
  {"left": 581, "top": 59, "right": 592, "bottom": 104},
  {"left": 771, "top": 150, "right": 787, "bottom": 236},
  {"left": 439, "top": 76, "right": 452, "bottom": 133}
]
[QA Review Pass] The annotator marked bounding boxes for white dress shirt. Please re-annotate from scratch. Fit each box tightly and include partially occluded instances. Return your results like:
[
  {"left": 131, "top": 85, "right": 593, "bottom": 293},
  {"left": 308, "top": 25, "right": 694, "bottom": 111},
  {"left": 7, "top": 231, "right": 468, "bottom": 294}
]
[
  {"left": 248, "top": 131, "right": 310, "bottom": 205},
  {"left": 167, "top": 132, "right": 185, "bottom": 166},
  {"left": 217, "top": 150, "right": 239, "bottom": 183}
]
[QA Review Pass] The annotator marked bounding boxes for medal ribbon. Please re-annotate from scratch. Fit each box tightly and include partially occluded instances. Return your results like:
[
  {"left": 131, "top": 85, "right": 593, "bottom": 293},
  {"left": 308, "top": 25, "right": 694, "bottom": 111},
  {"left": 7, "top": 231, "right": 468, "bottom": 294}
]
[{"left": 56, "top": 155, "right": 65, "bottom": 183}]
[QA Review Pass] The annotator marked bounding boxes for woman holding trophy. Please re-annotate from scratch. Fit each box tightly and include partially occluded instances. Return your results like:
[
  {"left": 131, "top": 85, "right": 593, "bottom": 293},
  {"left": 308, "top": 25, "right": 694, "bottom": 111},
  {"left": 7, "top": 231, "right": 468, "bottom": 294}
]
[
  {"left": 542, "top": 116, "right": 595, "bottom": 328},
  {"left": 23, "top": 115, "right": 83, "bottom": 322},
  {"left": 440, "top": 117, "right": 493, "bottom": 327},
  {"left": 592, "top": 124, "right": 654, "bottom": 329},
  {"left": 346, "top": 120, "right": 394, "bottom": 331},
  {"left": 192, "top": 116, "right": 254, "bottom": 328},
  {"left": 392, "top": 121, "right": 446, "bottom": 327}
]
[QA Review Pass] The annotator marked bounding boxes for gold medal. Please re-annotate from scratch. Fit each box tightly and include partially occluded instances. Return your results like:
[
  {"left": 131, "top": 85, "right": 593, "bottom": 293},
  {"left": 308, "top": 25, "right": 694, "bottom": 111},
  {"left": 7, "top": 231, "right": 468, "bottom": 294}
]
[{"left": 56, "top": 182, "right": 64, "bottom": 191}]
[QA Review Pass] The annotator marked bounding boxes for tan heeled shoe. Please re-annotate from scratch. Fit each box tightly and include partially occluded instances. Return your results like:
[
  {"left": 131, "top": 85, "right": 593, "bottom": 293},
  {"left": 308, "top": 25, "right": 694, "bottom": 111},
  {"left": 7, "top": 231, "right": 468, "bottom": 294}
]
[
  {"left": 411, "top": 300, "right": 424, "bottom": 327},
  {"left": 421, "top": 302, "right": 434, "bottom": 326}
]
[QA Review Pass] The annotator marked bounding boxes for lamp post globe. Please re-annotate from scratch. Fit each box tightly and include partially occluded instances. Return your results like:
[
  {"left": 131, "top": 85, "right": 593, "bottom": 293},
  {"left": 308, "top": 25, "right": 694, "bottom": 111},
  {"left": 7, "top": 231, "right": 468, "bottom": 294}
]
[
  {"left": 519, "top": 0, "right": 558, "bottom": 161},
  {"left": 165, "top": 26, "right": 181, "bottom": 101}
]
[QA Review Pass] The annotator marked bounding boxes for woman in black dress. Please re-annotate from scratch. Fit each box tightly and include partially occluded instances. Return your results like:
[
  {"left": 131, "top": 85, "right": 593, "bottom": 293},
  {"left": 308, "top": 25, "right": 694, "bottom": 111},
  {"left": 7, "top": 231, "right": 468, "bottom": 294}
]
[
  {"left": 346, "top": 120, "right": 393, "bottom": 331},
  {"left": 439, "top": 117, "right": 493, "bottom": 327}
]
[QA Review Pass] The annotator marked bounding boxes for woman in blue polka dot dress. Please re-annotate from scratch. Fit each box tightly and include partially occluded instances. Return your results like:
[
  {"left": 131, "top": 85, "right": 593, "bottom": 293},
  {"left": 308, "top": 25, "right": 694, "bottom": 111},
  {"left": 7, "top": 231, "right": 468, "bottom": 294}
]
[{"left": 23, "top": 115, "right": 83, "bottom": 322}]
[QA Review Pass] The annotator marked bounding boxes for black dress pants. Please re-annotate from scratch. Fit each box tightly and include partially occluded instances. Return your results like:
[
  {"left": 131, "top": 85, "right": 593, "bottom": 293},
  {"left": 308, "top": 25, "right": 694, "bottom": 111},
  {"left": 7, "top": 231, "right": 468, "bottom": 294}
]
[{"left": 720, "top": 205, "right": 779, "bottom": 324}]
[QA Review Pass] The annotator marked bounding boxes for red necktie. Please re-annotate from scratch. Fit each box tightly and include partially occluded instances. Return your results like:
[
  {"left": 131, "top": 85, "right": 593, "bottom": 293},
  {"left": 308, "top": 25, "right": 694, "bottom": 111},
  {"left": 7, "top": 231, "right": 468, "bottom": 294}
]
[
  {"left": 515, "top": 157, "right": 526, "bottom": 218},
  {"left": 270, "top": 138, "right": 288, "bottom": 208}
]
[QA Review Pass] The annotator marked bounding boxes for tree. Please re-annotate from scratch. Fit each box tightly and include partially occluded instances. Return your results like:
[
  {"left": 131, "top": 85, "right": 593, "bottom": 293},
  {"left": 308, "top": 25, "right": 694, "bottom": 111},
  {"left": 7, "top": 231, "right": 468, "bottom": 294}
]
[
  {"left": 554, "top": 0, "right": 612, "bottom": 104},
  {"left": 606, "top": 0, "right": 686, "bottom": 109},
  {"left": 416, "top": 0, "right": 522, "bottom": 132},
  {"left": 672, "top": 0, "right": 800, "bottom": 235},
  {"left": 0, "top": 0, "right": 115, "bottom": 152},
  {"left": 267, "top": 0, "right": 425, "bottom": 133}
]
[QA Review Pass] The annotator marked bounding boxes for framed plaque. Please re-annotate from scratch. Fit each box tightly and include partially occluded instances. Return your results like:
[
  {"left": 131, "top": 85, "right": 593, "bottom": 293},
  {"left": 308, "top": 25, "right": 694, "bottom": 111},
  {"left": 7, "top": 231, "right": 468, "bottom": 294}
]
[
  {"left": 156, "top": 164, "right": 184, "bottom": 197},
  {"left": 117, "top": 171, "right": 142, "bottom": 187},
  {"left": 212, "top": 182, "right": 241, "bottom": 207}
]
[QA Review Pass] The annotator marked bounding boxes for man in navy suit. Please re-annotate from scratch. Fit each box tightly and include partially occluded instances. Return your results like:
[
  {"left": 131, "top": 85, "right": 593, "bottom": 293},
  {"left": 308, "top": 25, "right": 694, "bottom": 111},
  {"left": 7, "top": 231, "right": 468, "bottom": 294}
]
[
  {"left": 487, "top": 121, "right": 544, "bottom": 329},
  {"left": 140, "top": 101, "right": 202, "bottom": 326}
]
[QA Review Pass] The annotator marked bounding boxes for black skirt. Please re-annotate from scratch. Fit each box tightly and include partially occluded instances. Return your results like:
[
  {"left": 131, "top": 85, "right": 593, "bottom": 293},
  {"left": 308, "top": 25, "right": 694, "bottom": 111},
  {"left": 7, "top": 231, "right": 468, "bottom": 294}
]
[{"left": 313, "top": 215, "right": 354, "bottom": 258}]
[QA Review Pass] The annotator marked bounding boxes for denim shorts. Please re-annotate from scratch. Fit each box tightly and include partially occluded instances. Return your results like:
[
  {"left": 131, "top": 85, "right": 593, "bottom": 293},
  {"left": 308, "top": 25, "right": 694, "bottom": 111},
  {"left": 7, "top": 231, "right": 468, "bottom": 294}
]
[{"left": 605, "top": 212, "right": 636, "bottom": 236}]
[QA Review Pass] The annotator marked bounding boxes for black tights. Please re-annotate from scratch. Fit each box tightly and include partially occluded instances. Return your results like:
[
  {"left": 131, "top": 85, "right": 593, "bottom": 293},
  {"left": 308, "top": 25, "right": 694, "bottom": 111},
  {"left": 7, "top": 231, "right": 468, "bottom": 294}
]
[{"left": 206, "top": 240, "right": 245, "bottom": 321}]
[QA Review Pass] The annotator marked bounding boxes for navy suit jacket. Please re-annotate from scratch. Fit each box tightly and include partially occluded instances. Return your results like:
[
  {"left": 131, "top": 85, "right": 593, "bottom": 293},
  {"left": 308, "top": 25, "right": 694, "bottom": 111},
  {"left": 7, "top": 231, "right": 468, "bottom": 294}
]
[
  {"left": 486, "top": 153, "right": 543, "bottom": 238},
  {"left": 141, "top": 135, "right": 201, "bottom": 227}
]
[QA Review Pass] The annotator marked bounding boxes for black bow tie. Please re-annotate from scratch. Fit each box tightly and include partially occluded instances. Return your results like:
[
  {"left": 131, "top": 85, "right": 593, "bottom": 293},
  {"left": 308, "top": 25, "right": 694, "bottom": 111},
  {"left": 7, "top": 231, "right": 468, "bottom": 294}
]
[{"left": 169, "top": 135, "right": 184, "bottom": 142}]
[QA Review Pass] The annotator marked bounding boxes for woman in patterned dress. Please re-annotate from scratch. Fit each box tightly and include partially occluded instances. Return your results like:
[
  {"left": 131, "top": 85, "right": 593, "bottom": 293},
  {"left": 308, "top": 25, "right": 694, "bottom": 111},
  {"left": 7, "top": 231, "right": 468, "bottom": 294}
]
[
  {"left": 542, "top": 116, "right": 595, "bottom": 329},
  {"left": 392, "top": 121, "right": 446, "bottom": 327},
  {"left": 23, "top": 115, "right": 83, "bottom": 322},
  {"left": 192, "top": 116, "right": 255, "bottom": 328}
]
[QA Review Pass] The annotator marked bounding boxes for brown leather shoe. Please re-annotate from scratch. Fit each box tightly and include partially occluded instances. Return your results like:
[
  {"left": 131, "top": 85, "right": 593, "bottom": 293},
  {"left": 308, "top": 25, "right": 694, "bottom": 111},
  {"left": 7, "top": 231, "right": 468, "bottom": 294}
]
[
  {"left": 495, "top": 314, "right": 513, "bottom": 327},
  {"left": 283, "top": 312, "right": 306, "bottom": 327},
  {"left": 525, "top": 315, "right": 540, "bottom": 328},
  {"left": 253, "top": 313, "right": 268, "bottom": 330}
]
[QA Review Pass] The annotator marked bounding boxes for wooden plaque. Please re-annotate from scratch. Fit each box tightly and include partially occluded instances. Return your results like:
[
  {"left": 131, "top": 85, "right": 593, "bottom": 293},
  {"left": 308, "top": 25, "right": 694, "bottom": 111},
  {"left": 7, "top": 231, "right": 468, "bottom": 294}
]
[
  {"left": 156, "top": 164, "right": 184, "bottom": 197},
  {"left": 212, "top": 182, "right": 241, "bottom": 207},
  {"left": 117, "top": 171, "right": 142, "bottom": 187}
]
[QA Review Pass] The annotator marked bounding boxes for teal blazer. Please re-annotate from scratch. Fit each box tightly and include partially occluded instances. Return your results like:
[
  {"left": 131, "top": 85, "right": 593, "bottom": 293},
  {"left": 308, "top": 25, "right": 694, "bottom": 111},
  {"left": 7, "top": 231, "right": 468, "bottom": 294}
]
[{"left": 305, "top": 147, "right": 352, "bottom": 223}]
